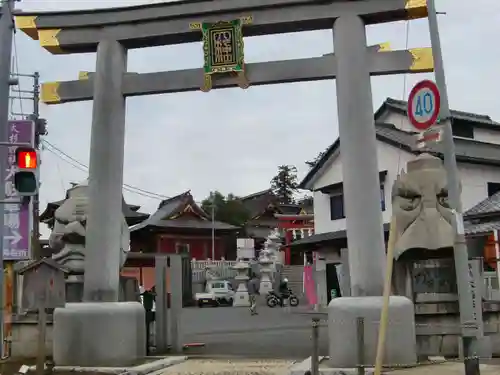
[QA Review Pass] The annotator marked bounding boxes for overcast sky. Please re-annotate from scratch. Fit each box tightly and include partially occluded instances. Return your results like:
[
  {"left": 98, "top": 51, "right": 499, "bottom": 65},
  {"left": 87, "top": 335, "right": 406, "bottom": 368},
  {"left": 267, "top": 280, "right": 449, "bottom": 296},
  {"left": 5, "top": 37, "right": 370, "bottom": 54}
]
[{"left": 12, "top": 0, "right": 500, "bottom": 237}]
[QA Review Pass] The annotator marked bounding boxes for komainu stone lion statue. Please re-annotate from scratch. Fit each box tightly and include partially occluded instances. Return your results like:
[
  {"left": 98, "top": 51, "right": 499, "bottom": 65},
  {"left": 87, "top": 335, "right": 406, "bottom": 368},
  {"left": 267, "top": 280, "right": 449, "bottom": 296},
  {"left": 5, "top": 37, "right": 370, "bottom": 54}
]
[
  {"left": 48, "top": 179, "right": 130, "bottom": 274},
  {"left": 391, "top": 153, "right": 456, "bottom": 261}
]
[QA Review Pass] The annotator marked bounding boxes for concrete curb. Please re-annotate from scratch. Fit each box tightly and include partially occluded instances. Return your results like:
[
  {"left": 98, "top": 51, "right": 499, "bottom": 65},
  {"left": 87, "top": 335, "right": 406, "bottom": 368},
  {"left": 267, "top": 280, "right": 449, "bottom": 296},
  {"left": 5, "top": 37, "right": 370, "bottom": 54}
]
[
  {"left": 26, "top": 356, "right": 189, "bottom": 375},
  {"left": 288, "top": 357, "right": 375, "bottom": 375}
]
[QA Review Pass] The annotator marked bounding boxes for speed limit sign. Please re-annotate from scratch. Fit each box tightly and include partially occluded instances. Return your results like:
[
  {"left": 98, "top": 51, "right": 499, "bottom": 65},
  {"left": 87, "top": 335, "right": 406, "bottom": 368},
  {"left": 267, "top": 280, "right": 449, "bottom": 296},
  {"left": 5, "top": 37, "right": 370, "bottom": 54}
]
[{"left": 407, "top": 80, "right": 441, "bottom": 131}]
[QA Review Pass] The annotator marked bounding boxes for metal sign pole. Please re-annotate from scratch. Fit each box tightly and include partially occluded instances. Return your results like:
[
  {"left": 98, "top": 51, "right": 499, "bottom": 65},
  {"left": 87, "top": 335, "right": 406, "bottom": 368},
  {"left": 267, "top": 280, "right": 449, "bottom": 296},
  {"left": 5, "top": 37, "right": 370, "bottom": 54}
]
[
  {"left": 426, "top": 1, "right": 482, "bottom": 374},
  {"left": 0, "top": 0, "right": 15, "bottom": 359}
]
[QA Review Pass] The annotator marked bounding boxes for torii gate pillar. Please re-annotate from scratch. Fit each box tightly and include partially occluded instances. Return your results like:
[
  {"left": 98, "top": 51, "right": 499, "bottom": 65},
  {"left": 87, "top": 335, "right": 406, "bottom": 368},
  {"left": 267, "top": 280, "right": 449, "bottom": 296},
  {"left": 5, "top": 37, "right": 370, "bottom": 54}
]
[
  {"left": 327, "top": 15, "right": 417, "bottom": 367},
  {"left": 52, "top": 40, "right": 146, "bottom": 366}
]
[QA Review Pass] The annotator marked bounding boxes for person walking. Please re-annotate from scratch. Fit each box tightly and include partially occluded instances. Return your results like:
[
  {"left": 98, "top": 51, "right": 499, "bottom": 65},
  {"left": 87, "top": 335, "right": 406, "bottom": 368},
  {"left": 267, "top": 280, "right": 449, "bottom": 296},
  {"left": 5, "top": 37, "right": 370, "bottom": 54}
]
[
  {"left": 141, "top": 286, "right": 156, "bottom": 355},
  {"left": 248, "top": 273, "right": 260, "bottom": 315}
]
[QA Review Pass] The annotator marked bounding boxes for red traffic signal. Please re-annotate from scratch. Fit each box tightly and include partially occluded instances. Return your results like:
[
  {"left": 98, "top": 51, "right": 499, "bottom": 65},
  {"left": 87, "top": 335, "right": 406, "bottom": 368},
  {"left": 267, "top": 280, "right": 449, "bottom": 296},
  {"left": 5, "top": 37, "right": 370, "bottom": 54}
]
[{"left": 16, "top": 147, "right": 37, "bottom": 169}]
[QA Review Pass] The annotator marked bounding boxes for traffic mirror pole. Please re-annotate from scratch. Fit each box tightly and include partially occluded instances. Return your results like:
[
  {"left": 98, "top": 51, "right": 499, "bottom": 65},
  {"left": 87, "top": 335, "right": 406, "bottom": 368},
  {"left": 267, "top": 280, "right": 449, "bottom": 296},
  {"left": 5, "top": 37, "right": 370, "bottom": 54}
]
[
  {"left": 427, "top": 1, "right": 483, "bottom": 374},
  {"left": 0, "top": 0, "right": 16, "bottom": 359}
]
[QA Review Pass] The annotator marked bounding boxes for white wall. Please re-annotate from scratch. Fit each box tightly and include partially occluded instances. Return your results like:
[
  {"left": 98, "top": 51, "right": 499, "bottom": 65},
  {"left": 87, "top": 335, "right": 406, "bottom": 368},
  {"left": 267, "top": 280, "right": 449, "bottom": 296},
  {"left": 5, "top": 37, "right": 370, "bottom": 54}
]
[
  {"left": 460, "top": 164, "right": 500, "bottom": 210},
  {"left": 311, "top": 141, "right": 500, "bottom": 234},
  {"left": 312, "top": 141, "right": 413, "bottom": 234},
  {"left": 474, "top": 128, "right": 500, "bottom": 145}
]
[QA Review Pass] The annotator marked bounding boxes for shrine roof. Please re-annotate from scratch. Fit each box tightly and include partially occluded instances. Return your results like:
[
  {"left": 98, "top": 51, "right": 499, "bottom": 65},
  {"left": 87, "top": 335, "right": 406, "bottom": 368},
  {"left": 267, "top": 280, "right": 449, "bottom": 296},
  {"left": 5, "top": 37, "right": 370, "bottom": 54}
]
[
  {"left": 134, "top": 219, "right": 238, "bottom": 231},
  {"left": 17, "top": 257, "right": 70, "bottom": 275},
  {"left": 239, "top": 189, "right": 305, "bottom": 219},
  {"left": 130, "top": 191, "right": 239, "bottom": 232},
  {"left": 40, "top": 195, "right": 149, "bottom": 224},
  {"left": 279, "top": 204, "right": 302, "bottom": 215}
]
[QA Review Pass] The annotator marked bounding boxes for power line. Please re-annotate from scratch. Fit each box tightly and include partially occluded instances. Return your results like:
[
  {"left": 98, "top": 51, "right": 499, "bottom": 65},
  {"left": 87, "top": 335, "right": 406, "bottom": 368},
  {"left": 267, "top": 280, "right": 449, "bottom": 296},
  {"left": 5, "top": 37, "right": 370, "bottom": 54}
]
[
  {"left": 42, "top": 140, "right": 215, "bottom": 207},
  {"left": 41, "top": 139, "right": 174, "bottom": 201}
]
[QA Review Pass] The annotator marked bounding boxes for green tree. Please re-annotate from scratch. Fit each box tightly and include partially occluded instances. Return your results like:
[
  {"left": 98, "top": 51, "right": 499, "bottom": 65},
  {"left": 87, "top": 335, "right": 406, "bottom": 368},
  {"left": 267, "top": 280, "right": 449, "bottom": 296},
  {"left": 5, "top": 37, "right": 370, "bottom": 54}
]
[
  {"left": 201, "top": 191, "right": 250, "bottom": 227},
  {"left": 270, "top": 165, "right": 298, "bottom": 204}
]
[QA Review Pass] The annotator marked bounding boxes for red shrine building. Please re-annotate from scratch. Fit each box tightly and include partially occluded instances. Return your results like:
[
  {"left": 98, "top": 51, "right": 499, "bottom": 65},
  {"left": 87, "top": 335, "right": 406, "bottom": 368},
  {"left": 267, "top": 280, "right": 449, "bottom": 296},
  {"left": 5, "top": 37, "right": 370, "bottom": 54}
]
[
  {"left": 129, "top": 191, "right": 239, "bottom": 260},
  {"left": 240, "top": 189, "right": 314, "bottom": 264},
  {"left": 276, "top": 211, "right": 315, "bottom": 265}
]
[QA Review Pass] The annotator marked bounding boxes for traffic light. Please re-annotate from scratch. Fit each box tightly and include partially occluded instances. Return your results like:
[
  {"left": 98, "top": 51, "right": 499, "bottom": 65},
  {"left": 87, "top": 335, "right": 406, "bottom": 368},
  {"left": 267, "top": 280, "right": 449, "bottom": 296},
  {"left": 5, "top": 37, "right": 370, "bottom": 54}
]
[{"left": 14, "top": 147, "right": 39, "bottom": 196}]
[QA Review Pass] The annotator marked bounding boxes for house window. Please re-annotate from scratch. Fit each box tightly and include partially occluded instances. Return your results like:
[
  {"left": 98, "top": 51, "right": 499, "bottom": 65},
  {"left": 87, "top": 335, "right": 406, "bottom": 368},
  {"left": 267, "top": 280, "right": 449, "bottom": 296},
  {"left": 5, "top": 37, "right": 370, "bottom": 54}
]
[
  {"left": 380, "top": 185, "right": 386, "bottom": 211},
  {"left": 487, "top": 182, "right": 500, "bottom": 197},
  {"left": 330, "top": 187, "right": 385, "bottom": 220},
  {"left": 451, "top": 121, "right": 474, "bottom": 139},
  {"left": 330, "top": 194, "right": 345, "bottom": 220},
  {"left": 175, "top": 243, "right": 190, "bottom": 254}
]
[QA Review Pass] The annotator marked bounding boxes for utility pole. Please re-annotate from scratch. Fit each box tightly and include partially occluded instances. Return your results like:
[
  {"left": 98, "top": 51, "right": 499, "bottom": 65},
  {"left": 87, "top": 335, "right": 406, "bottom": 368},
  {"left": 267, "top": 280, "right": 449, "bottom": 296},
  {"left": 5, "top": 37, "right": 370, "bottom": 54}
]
[
  {"left": 10, "top": 71, "right": 43, "bottom": 259},
  {"left": 211, "top": 193, "right": 215, "bottom": 260},
  {"left": 426, "top": 1, "right": 482, "bottom": 374},
  {"left": 0, "top": 0, "right": 16, "bottom": 359},
  {"left": 31, "top": 72, "right": 41, "bottom": 259}
]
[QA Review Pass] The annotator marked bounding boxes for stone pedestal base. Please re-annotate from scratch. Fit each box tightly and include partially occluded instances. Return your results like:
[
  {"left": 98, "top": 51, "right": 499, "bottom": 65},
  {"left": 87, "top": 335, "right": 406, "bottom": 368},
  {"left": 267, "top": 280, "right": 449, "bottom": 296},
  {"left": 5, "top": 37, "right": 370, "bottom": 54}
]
[
  {"left": 328, "top": 296, "right": 416, "bottom": 368},
  {"left": 260, "top": 280, "right": 273, "bottom": 295},
  {"left": 233, "top": 291, "right": 250, "bottom": 307},
  {"left": 53, "top": 302, "right": 145, "bottom": 366}
]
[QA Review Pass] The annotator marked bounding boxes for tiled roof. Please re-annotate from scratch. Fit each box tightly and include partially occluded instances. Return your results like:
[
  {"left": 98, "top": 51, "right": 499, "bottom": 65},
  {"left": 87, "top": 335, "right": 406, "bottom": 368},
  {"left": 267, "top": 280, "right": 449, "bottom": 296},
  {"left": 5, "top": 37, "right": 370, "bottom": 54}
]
[
  {"left": 143, "top": 219, "right": 238, "bottom": 231},
  {"left": 40, "top": 195, "right": 149, "bottom": 225},
  {"left": 300, "top": 123, "right": 500, "bottom": 190},
  {"left": 464, "top": 192, "right": 500, "bottom": 217},
  {"left": 376, "top": 122, "right": 500, "bottom": 166},
  {"left": 130, "top": 191, "right": 239, "bottom": 232},
  {"left": 464, "top": 220, "right": 500, "bottom": 235},
  {"left": 377, "top": 98, "right": 500, "bottom": 129},
  {"left": 288, "top": 223, "right": 391, "bottom": 250},
  {"left": 240, "top": 189, "right": 277, "bottom": 219}
]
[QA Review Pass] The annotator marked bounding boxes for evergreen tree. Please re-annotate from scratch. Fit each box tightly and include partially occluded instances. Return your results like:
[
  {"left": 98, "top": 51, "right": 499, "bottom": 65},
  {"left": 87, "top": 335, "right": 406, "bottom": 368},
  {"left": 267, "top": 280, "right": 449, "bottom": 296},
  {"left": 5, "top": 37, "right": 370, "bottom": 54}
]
[
  {"left": 201, "top": 191, "right": 250, "bottom": 227},
  {"left": 270, "top": 165, "right": 298, "bottom": 204}
]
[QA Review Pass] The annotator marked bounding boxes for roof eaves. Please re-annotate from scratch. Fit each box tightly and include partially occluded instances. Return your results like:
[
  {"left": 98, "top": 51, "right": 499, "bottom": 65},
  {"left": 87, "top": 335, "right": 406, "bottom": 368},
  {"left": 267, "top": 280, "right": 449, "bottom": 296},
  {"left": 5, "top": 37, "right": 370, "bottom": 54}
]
[
  {"left": 240, "top": 189, "right": 273, "bottom": 201},
  {"left": 299, "top": 139, "right": 340, "bottom": 190},
  {"left": 382, "top": 98, "right": 499, "bottom": 128}
]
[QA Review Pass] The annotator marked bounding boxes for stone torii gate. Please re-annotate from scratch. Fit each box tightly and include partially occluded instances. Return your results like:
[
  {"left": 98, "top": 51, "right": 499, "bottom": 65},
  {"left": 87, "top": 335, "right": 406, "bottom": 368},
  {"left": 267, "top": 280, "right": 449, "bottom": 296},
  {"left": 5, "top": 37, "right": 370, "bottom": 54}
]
[{"left": 16, "top": 0, "right": 432, "bottom": 367}]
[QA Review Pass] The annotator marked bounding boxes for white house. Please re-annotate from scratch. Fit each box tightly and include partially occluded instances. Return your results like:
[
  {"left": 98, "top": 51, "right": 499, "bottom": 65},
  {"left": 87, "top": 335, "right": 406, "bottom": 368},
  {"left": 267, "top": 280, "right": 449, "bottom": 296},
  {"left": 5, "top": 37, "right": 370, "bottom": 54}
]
[
  {"left": 289, "top": 98, "right": 500, "bottom": 303},
  {"left": 300, "top": 98, "right": 500, "bottom": 237}
]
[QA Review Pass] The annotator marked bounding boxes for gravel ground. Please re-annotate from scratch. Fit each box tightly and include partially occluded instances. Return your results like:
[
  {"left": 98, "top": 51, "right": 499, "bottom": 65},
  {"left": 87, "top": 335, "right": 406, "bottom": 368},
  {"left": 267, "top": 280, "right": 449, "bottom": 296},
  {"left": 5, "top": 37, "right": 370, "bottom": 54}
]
[
  {"left": 160, "top": 359, "right": 294, "bottom": 375},
  {"left": 388, "top": 361, "right": 500, "bottom": 375}
]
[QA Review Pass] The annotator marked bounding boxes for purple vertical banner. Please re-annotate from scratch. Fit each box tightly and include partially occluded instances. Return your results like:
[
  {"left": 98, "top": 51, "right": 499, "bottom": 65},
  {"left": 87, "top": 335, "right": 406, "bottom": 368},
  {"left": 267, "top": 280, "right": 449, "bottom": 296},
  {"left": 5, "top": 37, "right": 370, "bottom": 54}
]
[{"left": 3, "top": 120, "right": 35, "bottom": 260}]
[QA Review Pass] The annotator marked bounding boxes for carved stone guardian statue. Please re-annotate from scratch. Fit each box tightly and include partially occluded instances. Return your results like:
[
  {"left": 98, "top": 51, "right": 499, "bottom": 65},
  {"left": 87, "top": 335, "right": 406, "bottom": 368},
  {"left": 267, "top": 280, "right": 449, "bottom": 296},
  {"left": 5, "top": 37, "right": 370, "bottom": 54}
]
[{"left": 48, "top": 179, "right": 130, "bottom": 274}]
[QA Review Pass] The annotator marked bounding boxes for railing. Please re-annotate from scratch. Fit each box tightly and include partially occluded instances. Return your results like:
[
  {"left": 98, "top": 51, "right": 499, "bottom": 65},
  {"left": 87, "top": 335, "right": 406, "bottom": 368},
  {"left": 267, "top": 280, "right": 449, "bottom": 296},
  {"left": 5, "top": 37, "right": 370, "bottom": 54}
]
[
  {"left": 484, "top": 271, "right": 500, "bottom": 300},
  {"left": 191, "top": 259, "right": 238, "bottom": 270},
  {"left": 190, "top": 260, "right": 239, "bottom": 283}
]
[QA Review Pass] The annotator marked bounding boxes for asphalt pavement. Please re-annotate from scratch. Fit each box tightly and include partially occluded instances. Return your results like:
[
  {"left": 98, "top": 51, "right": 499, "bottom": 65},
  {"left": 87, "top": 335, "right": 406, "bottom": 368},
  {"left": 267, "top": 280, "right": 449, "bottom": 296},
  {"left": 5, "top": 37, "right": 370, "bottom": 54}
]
[{"left": 177, "top": 305, "right": 328, "bottom": 359}]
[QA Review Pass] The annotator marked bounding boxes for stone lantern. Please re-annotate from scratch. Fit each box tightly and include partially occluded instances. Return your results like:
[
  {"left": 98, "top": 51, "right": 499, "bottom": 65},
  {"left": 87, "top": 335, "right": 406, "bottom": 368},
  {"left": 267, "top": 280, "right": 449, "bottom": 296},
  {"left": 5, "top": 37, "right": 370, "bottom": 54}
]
[
  {"left": 232, "top": 259, "right": 250, "bottom": 307},
  {"left": 258, "top": 249, "right": 273, "bottom": 294},
  {"left": 265, "top": 228, "right": 283, "bottom": 266}
]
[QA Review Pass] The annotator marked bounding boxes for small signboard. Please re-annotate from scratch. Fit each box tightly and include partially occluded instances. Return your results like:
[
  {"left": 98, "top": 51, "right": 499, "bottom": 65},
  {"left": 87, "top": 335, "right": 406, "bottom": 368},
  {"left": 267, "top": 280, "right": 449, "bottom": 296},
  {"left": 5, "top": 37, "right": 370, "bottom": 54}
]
[
  {"left": 415, "top": 126, "right": 443, "bottom": 149},
  {"left": 190, "top": 16, "right": 252, "bottom": 92},
  {"left": 408, "top": 80, "right": 441, "bottom": 131},
  {"left": 3, "top": 120, "right": 35, "bottom": 260}
]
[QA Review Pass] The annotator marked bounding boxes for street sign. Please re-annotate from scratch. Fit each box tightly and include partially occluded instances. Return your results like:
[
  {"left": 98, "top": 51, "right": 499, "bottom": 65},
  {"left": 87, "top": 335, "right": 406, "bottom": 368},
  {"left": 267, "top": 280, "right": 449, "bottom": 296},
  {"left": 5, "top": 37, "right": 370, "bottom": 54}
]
[
  {"left": 415, "top": 126, "right": 443, "bottom": 149},
  {"left": 3, "top": 120, "right": 35, "bottom": 261},
  {"left": 407, "top": 80, "right": 441, "bottom": 131}
]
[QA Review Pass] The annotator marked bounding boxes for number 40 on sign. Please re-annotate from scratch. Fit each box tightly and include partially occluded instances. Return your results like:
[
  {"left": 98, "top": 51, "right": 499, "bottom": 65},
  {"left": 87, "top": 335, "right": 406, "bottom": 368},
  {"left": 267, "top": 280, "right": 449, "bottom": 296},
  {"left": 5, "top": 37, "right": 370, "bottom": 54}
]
[{"left": 407, "top": 80, "right": 441, "bottom": 131}]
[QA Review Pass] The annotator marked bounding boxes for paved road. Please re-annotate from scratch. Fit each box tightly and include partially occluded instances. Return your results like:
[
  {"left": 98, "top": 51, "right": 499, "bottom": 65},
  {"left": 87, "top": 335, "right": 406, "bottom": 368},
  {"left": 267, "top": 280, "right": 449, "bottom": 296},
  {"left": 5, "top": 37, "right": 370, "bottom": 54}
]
[{"left": 173, "top": 306, "right": 329, "bottom": 359}]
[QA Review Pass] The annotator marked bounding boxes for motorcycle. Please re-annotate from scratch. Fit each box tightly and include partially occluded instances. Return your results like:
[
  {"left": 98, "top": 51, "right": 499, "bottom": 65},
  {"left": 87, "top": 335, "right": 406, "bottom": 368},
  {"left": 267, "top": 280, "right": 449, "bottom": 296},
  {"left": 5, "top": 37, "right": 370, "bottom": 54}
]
[{"left": 266, "top": 289, "right": 299, "bottom": 308}]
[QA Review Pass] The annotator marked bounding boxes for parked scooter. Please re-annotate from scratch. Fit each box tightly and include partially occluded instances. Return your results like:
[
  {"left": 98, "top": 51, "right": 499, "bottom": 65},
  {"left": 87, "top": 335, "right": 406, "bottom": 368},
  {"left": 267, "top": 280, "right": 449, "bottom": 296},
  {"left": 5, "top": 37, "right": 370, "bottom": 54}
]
[{"left": 266, "top": 289, "right": 299, "bottom": 308}]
